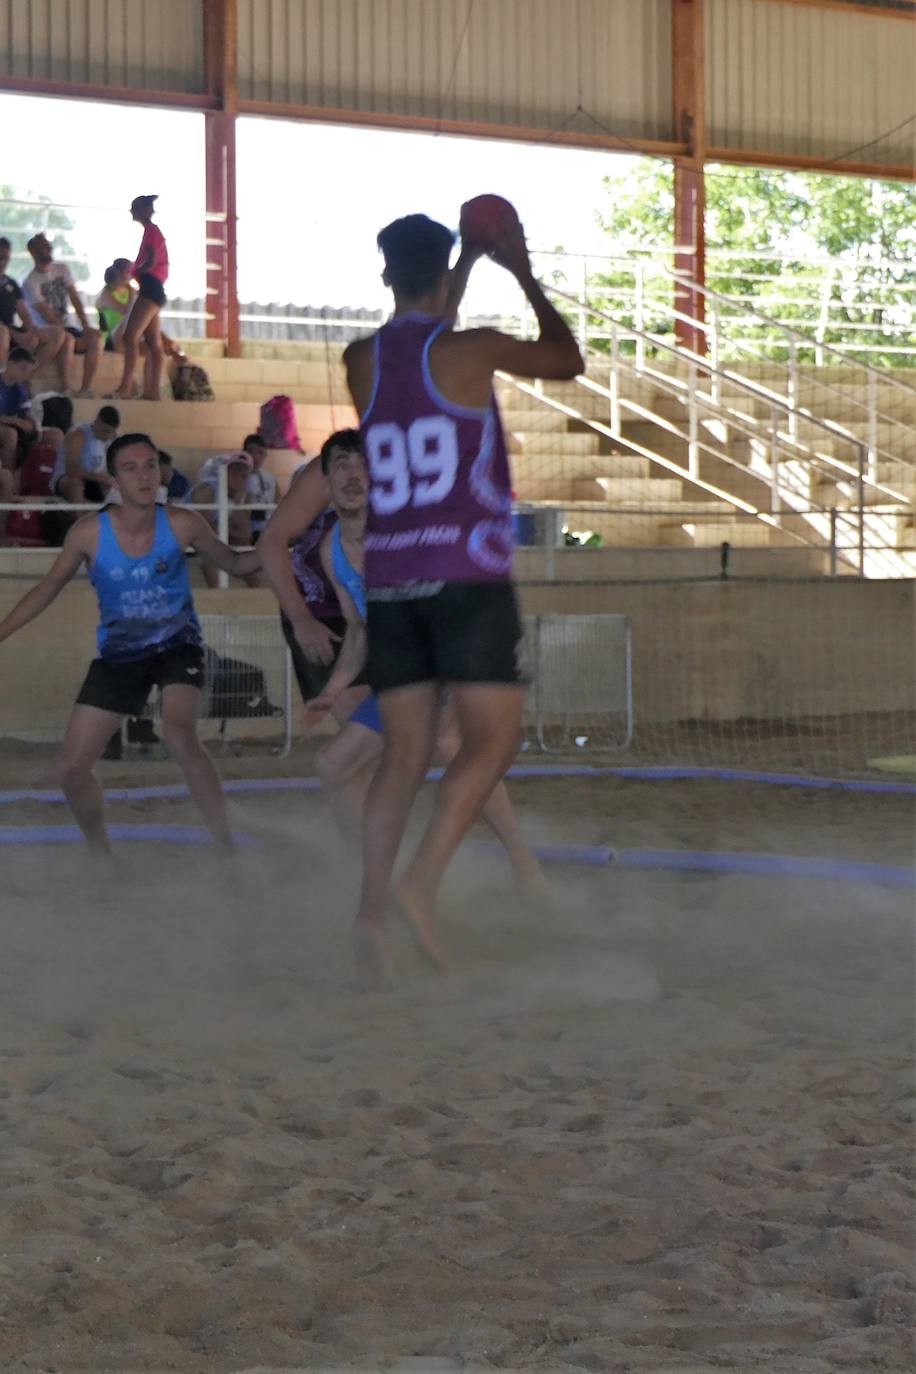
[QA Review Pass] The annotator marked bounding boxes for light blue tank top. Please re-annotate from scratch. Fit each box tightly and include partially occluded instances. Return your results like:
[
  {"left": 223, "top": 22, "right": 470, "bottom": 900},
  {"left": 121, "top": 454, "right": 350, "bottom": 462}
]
[
  {"left": 89, "top": 506, "right": 201, "bottom": 660},
  {"left": 331, "top": 522, "right": 366, "bottom": 622}
]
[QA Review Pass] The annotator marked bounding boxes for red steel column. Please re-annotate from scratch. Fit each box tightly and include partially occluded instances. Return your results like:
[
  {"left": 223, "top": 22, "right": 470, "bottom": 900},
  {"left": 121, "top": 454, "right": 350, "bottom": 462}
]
[
  {"left": 204, "top": 0, "right": 239, "bottom": 357},
  {"left": 672, "top": 0, "right": 706, "bottom": 355}
]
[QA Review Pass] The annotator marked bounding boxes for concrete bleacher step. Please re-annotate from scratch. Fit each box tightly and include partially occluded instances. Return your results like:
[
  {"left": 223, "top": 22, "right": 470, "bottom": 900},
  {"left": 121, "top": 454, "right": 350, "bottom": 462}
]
[{"left": 508, "top": 434, "right": 602, "bottom": 462}]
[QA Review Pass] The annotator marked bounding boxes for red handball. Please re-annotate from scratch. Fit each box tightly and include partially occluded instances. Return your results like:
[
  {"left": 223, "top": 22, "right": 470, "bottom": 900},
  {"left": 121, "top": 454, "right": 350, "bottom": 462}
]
[{"left": 459, "top": 194, "right": 520, "bottom": 251}]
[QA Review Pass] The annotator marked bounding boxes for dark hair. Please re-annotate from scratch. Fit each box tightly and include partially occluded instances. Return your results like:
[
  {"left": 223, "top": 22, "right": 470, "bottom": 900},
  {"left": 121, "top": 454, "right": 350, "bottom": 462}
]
[
  {"left": 8, "top": 346, "right": 34, "bottom": 365},
  {"left": 131, "top": 194, "right": 157, "bottom": 214},
  {"left": 104, "top": 264, "right": 120, "bottom": 287},
  {"left": 0, "top": 237, "right": 10, "bottom": 251},
  {"left": 320, "top": 428, "right": 362, "bottom": 474},
  {"left": 377, "top": 214, "right": 454, "bottom": 298},
  {"left": 40, "top": 394, "right": 74, "bottom": 432},
  {"left": 106, "top": 432, "right": 156, "bottom": 475},
  {"left": 26, "top": 233, "right": 48, "bottom": 254},
  {"left": 157, "top": 449, "right": 172, "bottom": 466},
  {"left": 243, "top": 432, "right": 266, "bottom": 451},
  {"left": 96, "top": 405, "right": 120, "bottom": 429}
]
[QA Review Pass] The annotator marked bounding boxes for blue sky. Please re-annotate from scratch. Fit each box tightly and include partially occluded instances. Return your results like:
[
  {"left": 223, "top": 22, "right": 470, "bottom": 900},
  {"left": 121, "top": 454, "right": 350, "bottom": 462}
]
[{"left": 0, "top": 92, "right": 630, "bottom": 313}]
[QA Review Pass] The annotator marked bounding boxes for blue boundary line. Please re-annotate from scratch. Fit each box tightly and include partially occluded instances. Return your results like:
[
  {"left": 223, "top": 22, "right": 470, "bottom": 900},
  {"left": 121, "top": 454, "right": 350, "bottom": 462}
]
[{"left": 0, "top": 764, "right": 913, "bottom": 808}]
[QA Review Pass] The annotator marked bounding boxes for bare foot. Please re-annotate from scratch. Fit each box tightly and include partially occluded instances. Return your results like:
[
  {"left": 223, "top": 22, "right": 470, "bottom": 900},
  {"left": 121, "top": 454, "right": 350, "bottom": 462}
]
[
  {"left": 397, "top": 872, "right": 448, "bottom": 974},
  {"left": 514, "top": 862, "right": 553, "bottom": 907},
  {"left": 353, "top": 919, "right": 396, "bottom": 990}
]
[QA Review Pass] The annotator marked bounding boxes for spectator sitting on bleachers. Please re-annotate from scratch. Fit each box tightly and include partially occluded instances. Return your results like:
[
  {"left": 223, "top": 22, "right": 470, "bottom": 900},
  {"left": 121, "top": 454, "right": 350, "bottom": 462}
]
[
  {"left": 96, "top": 261, "right": 135, "bottom": 351},
  {"left": 97, "top": 259, "right": 186, "bottom": 368},
  {"left": 23, "top": 233, "right": 100, "bottom": 398},
  {"left": 242, "top": 432, "right": 277, "bottom": 542},
  {"left": 0, "top": 345, "right": 37, "bottom": 472},
  {"left": 158, "top": 449, "right": 191, "bottom": 502},
  {"left": 51, "top": 404, "right": 120, "bottom": 505},
  {"left": 0, "top": 237, "right": 68, "bottom": 386},
  {"left": 189, "top": 452, "right": 254, "bottom": 587},
  {"left": 2, "top": 393, "right": 73, "bottom": 548}
]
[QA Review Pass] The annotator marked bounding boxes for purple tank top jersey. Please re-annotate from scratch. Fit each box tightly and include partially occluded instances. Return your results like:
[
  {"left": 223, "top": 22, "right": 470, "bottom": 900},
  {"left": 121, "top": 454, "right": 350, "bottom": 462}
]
[
  {"left": 360, "top": 314, "right": 514, "bottom": 590},
  {"left": 290, "top": 507, "right": 340, "bottom": 620}
]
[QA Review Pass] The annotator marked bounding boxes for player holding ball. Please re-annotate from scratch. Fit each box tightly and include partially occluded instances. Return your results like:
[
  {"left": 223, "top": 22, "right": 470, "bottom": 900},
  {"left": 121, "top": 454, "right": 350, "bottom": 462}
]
[{"left": 342, "top": 195, "right": 583, "bottom": 981}]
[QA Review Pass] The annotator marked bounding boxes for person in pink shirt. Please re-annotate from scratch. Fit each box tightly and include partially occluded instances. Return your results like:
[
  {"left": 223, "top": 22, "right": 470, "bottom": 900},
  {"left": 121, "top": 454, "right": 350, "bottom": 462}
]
[{"left": 112, "top": 195, "right": 169, "bottom": 402}]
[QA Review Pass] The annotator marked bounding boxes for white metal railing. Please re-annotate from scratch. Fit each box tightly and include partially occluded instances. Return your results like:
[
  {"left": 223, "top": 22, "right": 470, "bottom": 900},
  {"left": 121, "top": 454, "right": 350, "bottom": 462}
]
[
  {"left": 531, "top": 246, "right": 916, "bottom": 365},
  {"left": 505, "top": 287, "right": 916, "bottom": 578},
  {"left": 526, "top": 271, "right": 916, "bottom": 486}
]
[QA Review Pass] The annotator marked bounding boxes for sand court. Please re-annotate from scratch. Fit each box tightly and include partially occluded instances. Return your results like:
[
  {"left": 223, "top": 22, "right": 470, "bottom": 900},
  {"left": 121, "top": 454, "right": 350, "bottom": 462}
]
[{"left": 0, "top": 770, "right": 912, "bottom": 1372}]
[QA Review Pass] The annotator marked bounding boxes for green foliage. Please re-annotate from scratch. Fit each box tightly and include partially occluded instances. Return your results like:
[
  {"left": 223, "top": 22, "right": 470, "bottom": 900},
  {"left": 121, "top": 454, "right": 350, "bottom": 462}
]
[
  {"left": 0, "top": 185, "right": 88, "bottom": 283},
  {"left": 593, "top": 162, "right": 916, "bottom": 366}
]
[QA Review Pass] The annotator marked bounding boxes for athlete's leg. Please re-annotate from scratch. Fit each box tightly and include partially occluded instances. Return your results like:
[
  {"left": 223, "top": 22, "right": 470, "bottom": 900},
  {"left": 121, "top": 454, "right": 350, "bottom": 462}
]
[
  {"left": 56, "top": 330, "right": 75, "bottom": 391},
  {"left": 356, "top": 683, "right": 440, "bottom": 977},
  {"left": 159, "top": 683, "right": 233, "bottom": 851},
  {"left": 59, "top": 704, "right": 125, "bottom": 853},
  {"left": 0, "top": 323, "right": 9, "bottom": 370},
  {"left": 317, "top": 719, "right": 383, "bottom": 839},
  {"left": 75, "top": 329, "right": 100, "bottom": 394},
  {"left": 140, "top": 309, "right": 164, "bottom": 400},
  {"left": 34, "top": 324, "right": 66, "bottom": 375},
  {"left": 399, "top": 683, "right": 526, "bottom": 970},
  {"left": 114, "top": 298, "right": 157, "bottom": 399},
  {"left": 433, "top": 702, "right": 546, "bottom": 898}
]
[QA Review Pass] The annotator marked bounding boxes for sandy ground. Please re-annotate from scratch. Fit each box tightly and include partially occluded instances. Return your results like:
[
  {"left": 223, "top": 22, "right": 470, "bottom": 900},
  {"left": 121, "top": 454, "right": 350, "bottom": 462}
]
[{"left": 0, "top": 759, "right": 914, "bottom": 1373}]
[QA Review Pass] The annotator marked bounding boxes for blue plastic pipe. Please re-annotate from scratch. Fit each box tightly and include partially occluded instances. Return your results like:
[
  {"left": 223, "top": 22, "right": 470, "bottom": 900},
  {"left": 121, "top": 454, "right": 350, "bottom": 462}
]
[
  {"left": 4, "top": 826, "right": 910, "bottom": 888},
  {"left": 1, "top": 764, "right": 913, "bottom": 808},
  {"left": 0, "top": 824, "right": 261, "bottom": 849},
  {"left": 473, "top": 840, "right": 914, "bottom": 889}
]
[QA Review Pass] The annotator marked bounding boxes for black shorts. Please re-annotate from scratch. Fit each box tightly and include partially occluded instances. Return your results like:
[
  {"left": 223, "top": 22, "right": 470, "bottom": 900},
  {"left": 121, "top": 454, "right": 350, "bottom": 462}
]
[
  {"left": 76, "top": 641, "right": 205, "bottom": 718},
  {"left": 366, "top": 581, "right": 529, "bottom": 695},
  {"left": 137, "top": 273, "right": 167, "bottom": 307},
  {"left": 281, "top": 613, "right": 369, "bottom": 702}
]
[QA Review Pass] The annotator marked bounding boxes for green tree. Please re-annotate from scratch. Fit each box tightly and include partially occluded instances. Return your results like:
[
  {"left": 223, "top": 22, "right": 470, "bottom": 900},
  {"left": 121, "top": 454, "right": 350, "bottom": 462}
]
[
  {"left": 0, "top": 185, "right": 88, "bottom": 283},
  {"left": 592, "top": 161, "right": 916, "bottom": 365}
]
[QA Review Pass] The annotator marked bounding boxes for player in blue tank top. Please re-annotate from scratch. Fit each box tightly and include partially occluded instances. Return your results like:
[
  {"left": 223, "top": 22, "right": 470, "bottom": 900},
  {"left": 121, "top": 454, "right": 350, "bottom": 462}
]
[
  {"left": 0, "top": 433, "right": 262, "bottom": 853},
  {"left": 303, "top": 435, "right": 547, "bottom": 941},
  {"left": 342, "top": 207, "right": 581, "bottom": 978}
]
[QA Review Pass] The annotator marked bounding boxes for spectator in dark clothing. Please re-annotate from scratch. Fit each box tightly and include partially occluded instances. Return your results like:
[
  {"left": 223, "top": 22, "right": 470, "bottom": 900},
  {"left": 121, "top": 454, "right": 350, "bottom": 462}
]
[
  {"left": 158, "top": 449, "right": 191, "bottom": 502},
  {"left": 0, "top": 346, "right": 37, "bottom": 472},
  {"left": 0, "top": 237, "right": 68, "bottom": 384}
]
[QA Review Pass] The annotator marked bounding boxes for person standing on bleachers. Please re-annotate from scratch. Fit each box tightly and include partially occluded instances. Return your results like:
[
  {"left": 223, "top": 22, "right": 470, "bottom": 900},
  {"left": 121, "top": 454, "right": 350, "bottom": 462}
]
[
  {"left": 112, "top": 196, "right": 169, "bottom": 402},
  {"left": 0, "top": 237, "right": 68, "bottom": 386},
  {"left": 23, "top": 234, "right": 99, "bottom": 398}
]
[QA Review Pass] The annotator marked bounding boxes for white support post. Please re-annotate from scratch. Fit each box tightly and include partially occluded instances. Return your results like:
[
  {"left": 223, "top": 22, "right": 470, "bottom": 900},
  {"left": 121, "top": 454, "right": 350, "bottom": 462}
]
[
  {"left": 687, "top": 361, "right": 699, "bottom": 480},
  {"left": 609, "top": 327, "right": 621, "bottom": 436},
  {"left": 814, "top": 262, "right": 836, "bottom": 367},
  {"left": 856, "top": 442, "right": 866, "bottom": 576},
  {"left": 578, "top": 256, "right": 588, "bottom": 352},
  {"left": 787, "top": 337, "right": 798, "bottom": 443},
  {"left": 634, "top": 260, "right": 645, "bottom": 369},
  {"left": 709, "top": 299, "right": 719, "bottom": 406},
  {"left": 867, "top": 369, "right": 878, "bottom": 483},
  {"left": 769, "top": 408, "right": 781, "bottom": 515},
  {"left": 217, "top": 461, "right": 230, "bottom": 590},
  {"left": 829, "top": 508, "right": 838, "bottom": 577}
]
